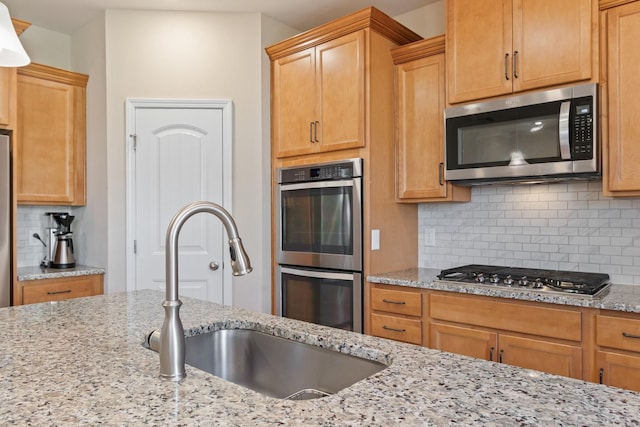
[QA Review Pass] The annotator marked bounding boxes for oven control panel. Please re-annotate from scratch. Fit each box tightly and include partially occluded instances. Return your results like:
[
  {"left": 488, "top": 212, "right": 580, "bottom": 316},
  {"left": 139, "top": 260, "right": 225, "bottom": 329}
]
[{"left": 279, "top": 158, "right": 362, "bottom": 183}]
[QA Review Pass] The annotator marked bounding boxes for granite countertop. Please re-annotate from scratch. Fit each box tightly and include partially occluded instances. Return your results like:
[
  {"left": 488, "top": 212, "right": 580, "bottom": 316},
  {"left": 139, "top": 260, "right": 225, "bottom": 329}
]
[
  {"left": 17, "top": 265, "right": 106, "bottom": 281},
  {"left": 368, "top": 268, "right": 640, "bottom": 313},
  {"left": 0, "top": 290, "right": 639, "bottom": 425}
]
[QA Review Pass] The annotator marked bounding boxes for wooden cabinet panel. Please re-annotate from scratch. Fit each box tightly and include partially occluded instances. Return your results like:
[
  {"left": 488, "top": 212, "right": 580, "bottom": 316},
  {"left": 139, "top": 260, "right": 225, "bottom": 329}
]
[
  {"left": 0, "top": 68, "right": 13, "bottom": 127},
  {"left": 596, "top": 315, "right": 640, "bottom": 352},
  {"left": 271, "top": 48, "right": 316, "bottom": 158},
  {"left": 596, "top": 351, "right": 640, "bottom": 392},
  {"left": 500, "top": 333, "right": 583, "bottom": 379},
  {"left": 430, "top": 293, "right": 582, "bottom": 341},
  {"left": 392, "top": 37, "right": 470, "bottom": 203},
  {"left": 447, "top": 0, "right": 513, "bottom": 103},
  {"left": 19, "top": 274, "right": 104, "bottom": 305},
  {"left": 430, "top": 321, "right": 498, "bottom": 360},
  {"left": 512, "top": 0, "right": 592, "bottom": 92},
  {"left": 16, "top": 64, "right": 88, "bottom": 205},
  {"left": 447, "top": 0, "right": 594, "bottom": 104},
  {"left": 371, "top": 287, "right": 422, "bottom": 317},
  {"left": 271, "top": 31, "right": 365, "bottom": 158},
  {"left": 602, "top": 1, "right": 640, "bottom": 195},
  {"left": 370, "top": 313, "right": 422, "bottom": 345},
  {"left": 316, "top": 32, "right": 365, "bottom": 154}
]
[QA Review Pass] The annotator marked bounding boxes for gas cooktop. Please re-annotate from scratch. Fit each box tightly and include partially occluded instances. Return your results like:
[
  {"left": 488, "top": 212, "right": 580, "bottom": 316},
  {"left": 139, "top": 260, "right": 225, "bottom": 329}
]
[{"left": 437, "top": 264, "right": 611, "bottom": 298}]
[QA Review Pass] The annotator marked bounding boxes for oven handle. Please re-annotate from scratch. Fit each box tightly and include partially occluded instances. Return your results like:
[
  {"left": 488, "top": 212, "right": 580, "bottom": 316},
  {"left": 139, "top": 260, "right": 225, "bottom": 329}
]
[
  {"left": 559, "top": 100, "right": 572, "bottom": 160},
  {"left": 280, "top": 266, "right": 356, "bottom": 281},
  {"left": 280, "top": 179, "right": 356, "bottom": 191}
]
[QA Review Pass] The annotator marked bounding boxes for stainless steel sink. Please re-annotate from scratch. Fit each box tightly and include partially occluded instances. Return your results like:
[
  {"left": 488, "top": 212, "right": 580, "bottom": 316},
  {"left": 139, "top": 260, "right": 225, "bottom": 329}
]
[{"left": 150, "top": 329, "right": 386, "bottom": 400}]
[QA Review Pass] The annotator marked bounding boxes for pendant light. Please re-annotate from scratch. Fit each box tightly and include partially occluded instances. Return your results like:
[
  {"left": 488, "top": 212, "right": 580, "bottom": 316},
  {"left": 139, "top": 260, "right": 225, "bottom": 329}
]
[{"left": 0, "top": 2, "right": 29, "bottom": 67}]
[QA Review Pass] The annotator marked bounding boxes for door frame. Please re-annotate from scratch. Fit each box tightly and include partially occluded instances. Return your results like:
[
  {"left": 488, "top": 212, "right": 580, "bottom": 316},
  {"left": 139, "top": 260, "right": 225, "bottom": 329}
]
[{"left": 124, "top": 98, "right": 234, "bottom": 305}]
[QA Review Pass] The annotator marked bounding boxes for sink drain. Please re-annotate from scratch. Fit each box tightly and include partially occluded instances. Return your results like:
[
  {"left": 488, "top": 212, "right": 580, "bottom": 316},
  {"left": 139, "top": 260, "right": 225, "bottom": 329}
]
[{"left": 285, "top": 389, "right": 331, "bottom": 400}]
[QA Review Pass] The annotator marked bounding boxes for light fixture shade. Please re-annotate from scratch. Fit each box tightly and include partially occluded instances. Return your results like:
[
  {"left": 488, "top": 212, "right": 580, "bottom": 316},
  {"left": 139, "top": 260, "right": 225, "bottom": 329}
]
[{"left": 0, "top": 2, "right": 29, "bottom": 67}]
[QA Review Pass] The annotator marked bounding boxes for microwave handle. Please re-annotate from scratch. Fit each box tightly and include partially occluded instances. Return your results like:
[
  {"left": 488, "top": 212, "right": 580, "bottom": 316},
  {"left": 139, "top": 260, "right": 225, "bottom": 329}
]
[{"left": 559, "top": 101, "right": 572, "bottom": 160}]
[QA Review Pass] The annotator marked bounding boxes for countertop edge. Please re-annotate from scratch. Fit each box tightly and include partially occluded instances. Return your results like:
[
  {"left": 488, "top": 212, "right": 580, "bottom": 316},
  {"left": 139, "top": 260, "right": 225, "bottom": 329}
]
[{"left": 367, "top": 268, "right": 640, "bottom": 313}]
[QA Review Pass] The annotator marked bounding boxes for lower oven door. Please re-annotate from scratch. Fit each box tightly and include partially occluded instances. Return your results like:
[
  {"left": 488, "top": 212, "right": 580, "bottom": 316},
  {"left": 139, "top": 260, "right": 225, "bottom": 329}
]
[{"left": 277, "top": 266, "right": 362, "bottom": 333}]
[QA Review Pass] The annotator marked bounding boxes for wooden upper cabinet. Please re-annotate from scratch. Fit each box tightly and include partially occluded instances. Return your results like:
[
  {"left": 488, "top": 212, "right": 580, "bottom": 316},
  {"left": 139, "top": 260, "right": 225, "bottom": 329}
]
[
  {"left": 447, "top": 0, "right": 595, "bottom": 104},
  {"left": 392, "top": 36, "right": 470, "bottom": 203},
  {"left": 601, "top": 1, "right": 640, "bottom": 196},
  {"left": 16, "top": 64, "right": 88, "bottom": 206},
  {"left": 267, "top": 7, "right": 421, "bottom": 159},
  {"left": 0, "top": 68, "right": 13, "bottom": 128},
  {"left": 270, "top": 31, "right": 365, "bottom": 158}
]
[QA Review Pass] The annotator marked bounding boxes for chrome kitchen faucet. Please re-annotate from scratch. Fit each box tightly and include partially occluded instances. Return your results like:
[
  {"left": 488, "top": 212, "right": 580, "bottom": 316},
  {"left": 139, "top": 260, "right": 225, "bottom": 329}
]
[{"left": 158, "top": 201, "right": 252, "bottom": 381}]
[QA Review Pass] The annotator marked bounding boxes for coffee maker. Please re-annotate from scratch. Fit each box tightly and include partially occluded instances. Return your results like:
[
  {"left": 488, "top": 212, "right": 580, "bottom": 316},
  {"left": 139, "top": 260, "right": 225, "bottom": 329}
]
[{"left": 46, "top": 212, "right": 76, "bottom": 268}]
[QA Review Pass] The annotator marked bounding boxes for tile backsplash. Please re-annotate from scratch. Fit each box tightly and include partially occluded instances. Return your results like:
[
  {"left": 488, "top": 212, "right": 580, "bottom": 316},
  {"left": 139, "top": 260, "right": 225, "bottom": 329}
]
[{"left": 419, "top": 181, "right": 640, "bottom": 285}]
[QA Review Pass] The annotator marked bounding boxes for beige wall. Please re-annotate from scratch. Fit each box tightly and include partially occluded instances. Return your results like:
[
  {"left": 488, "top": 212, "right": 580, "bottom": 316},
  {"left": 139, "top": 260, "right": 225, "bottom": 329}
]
[{"left": 395, "top": 0, "right": 445, "bottom": 38}]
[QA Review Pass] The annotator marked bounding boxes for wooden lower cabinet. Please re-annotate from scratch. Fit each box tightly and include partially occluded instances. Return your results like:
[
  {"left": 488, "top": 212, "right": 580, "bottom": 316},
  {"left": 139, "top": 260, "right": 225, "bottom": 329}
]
[
  {"left": 17, "top": 274, "right": 104, "bottom": 305},
  {"left": 369, "top": 284, "right": 423, "bottom": 345},
  {"left": 595, "top": 313, "right": 640, "bottom": 391},
  {"left": 596, "top": 351, "right": 640, "bottom": 392},
  {"left": 428, "top": 292, "right": 583, "bottom": 379}
]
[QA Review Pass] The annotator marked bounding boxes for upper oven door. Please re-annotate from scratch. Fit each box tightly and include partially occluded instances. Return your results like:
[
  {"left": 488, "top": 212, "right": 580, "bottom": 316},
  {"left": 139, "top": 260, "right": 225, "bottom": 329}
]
[
  {"left": 444, "top": 83, "right": 598, "bottom": 184},
  {"left": 277, "top": 178, "right": 362, "bottom": 271}
]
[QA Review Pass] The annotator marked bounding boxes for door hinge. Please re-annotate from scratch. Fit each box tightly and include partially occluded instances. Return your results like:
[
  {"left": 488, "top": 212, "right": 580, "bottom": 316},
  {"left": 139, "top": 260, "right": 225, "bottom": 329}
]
[
  {"left": 130, "top": 134, "right": 137, "bottom": 151},
  {"left": 133, "top": 240, "right": 137, "bottom": 254}
]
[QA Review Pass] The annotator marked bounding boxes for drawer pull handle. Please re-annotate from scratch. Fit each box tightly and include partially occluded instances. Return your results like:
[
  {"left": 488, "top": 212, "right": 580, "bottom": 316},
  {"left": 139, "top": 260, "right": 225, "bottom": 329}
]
[
  {"left": 382, "top": 325, "right": 406, "bottom": 333},
  {"left": 382, "top": 299, "right": 406, "bottom": 305},
  {"left": 47, "top": 289, "right": 72, "bottom": 295},
  {"left": 622, "top": 332, "right": 640, "bottom": 340}
]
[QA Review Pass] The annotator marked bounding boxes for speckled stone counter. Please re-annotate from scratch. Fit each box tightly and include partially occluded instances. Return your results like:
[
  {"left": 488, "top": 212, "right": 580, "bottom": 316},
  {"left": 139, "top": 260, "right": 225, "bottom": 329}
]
[
  {"left": 0, "top": 290, "right": 639, "bottom": 425},
  {"left": 17, "top": 264, "right": 105, "bottom": 281},
  {"left": 368, "top": 268, "right": 640, "bottom": 313}
]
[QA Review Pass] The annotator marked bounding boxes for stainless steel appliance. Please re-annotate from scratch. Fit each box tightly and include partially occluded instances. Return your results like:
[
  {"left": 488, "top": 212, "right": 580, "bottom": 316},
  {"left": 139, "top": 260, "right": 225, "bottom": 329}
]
[
  {"left": 47, "top": 212, "right": 76, "bottom": 268},
  {"left": 0, "top": 131, "right": 11, "bottom": 307},
  {"left": 444, "top": 83, "right": 599, "bottom": 185},
  {"left": 437, "top": 264, "right": 611, "bottom": 299},
  {"left": 276, "top": 158, "right": 363, "bottom": 332}
]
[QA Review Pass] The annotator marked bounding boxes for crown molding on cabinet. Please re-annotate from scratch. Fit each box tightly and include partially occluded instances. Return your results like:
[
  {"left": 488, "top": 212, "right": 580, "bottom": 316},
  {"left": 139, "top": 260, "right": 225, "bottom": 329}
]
[{"left": 391, "top": 34, "right": 445, "bottom": 65}]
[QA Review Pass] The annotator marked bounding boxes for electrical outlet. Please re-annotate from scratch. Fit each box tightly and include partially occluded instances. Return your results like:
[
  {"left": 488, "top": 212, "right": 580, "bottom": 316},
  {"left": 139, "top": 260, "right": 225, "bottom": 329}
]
[
  {"left": 371, "top": 229, "right": 380, "bottom": 251},
  {"left": 424, "top": 228, "right": 435, "bottom": 246}
]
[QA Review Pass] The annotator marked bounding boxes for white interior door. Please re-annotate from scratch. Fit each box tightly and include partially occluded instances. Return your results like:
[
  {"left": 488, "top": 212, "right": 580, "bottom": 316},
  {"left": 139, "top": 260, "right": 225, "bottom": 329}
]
[{"left": 126, "top": 100, "right": 233, "bottom": 304}]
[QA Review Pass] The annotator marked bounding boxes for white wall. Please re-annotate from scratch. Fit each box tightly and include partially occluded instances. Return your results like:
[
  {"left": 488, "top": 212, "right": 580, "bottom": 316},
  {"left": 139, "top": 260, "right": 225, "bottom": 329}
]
[{"left": 19, "top": 26, "right": 71, "bottom": 69}]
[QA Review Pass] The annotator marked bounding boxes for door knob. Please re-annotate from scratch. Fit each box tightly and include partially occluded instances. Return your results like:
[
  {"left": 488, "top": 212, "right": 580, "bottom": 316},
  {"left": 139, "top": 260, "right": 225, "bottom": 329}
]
[{"left": 209, "top": 261, "right": 220, "bottom": 271}]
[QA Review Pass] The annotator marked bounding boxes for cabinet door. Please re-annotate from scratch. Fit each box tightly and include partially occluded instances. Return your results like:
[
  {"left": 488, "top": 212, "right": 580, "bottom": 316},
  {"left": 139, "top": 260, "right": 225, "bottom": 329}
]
[
  {"left": 446, "top": 0, "right": 513, "bottom": 103},
  {"left": 430, "top": 321, "right": 498, "bottom": 361},
  {"left": 17, "top": 66, "right": 87, "bottom": 206},
  {"left": 499, "top": 333, "right": 582, "bottom": 379},
  {"left": 272, "top": 47, "right": 316, "bottom": 158},
  {"left": 316, "top": 31, "right": 365, "bottom": 153},
  {"left": 596, "top": 351, "right": 640, "bottom": 392},
  {"left": 0, "top": 67, "right": 13, "bottom": 127},
  {"left": 512, "top": 0, "right": 592, "bottom": 92},
  {"left": 604, "top": 1, "right": 640, "bottom": 194},
  {"left": 396, "top": 54, "right": 448, "bottom": 200}
]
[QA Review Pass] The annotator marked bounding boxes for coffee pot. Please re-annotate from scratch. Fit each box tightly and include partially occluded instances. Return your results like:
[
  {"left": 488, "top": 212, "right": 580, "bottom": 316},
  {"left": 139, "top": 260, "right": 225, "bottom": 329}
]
[{"left": 46, "top": 212, "right": 76, "bottom": 268}]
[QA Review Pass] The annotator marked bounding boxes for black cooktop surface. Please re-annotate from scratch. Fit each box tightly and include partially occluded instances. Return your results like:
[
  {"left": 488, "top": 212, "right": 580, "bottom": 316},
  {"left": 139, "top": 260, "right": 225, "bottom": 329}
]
[{"left": 437, "top": 264, "right": 611, "bottom": 297}]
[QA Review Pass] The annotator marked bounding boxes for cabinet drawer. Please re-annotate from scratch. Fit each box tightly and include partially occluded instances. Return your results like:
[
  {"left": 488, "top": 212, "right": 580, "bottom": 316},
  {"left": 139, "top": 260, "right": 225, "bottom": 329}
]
[
  {"left": 429, "top": 293, "right": 582, "bottom": 341},
  {"left": 597, "top": 315, "right": 640, "bottom": 352},
  {"left": 370, "top": 287, "right": 422, "bottom": 317},
  {"left": 370, "top": 313, "right": 422, "bottom": 345},
  {"left": 21, "top": 275, "right": 103, "bottom": 305}
]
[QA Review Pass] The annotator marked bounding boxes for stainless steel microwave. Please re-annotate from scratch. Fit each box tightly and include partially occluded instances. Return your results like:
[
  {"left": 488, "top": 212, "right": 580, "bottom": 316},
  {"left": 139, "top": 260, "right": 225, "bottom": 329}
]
[{"left": 444, "top": 83, "right": 599, "bottom": 185}]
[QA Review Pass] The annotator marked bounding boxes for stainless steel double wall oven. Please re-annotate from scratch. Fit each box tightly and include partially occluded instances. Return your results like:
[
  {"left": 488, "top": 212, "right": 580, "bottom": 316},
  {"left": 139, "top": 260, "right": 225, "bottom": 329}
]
[{"left": 276, "top": 158, "right": 363, "bottom": 332}]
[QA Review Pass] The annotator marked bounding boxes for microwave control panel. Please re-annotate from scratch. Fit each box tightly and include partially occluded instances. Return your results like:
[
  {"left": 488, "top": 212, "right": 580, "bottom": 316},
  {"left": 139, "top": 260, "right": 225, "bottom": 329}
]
[{"left": 572, "top": 97, "right": 594, "bottom": 160}]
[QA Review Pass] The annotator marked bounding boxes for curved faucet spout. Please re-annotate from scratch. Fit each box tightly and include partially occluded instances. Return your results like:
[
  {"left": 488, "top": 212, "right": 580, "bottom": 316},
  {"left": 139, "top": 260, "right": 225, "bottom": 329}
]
[{"left": 159, "top": 201, "right": 252, "bottom": 381}]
